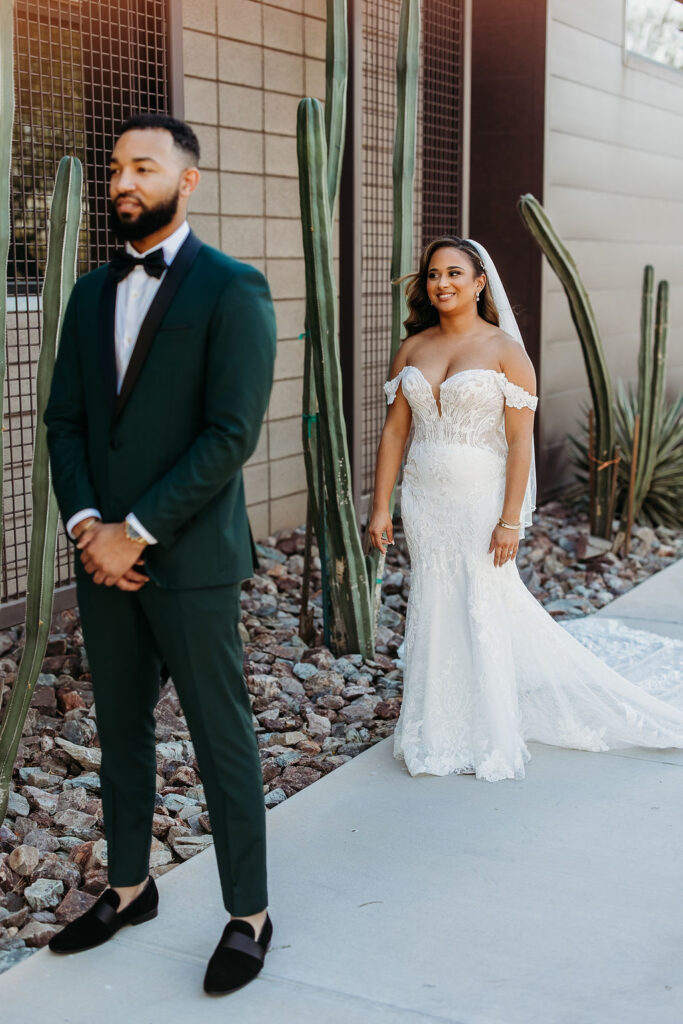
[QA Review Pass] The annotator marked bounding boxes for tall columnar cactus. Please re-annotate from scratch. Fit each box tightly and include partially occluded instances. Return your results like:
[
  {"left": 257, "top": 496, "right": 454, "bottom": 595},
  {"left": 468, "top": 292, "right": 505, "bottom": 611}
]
[
  {"left": 633, "top": 271, "right": 668, "bottom": 519},
  {"left": 518, "top": 193, "right": 615, "bottom": 537},
  {"left": 390, "top": 0, "right": 420, "bottom": 364},
  {"left": 297, "top": 98, "right": 374, "bottom": 657},
  {"left": 0, "top": 156, "right": 83, "bottom": 824},
  {"left": 0, "top": 0, "right": 14, "bottom": 569},
  {"left": 300, "top": 0, "right": 348, "bottom": 644},
  {"left": 366, "top": 0, "right": 421, "bottom": 609}
]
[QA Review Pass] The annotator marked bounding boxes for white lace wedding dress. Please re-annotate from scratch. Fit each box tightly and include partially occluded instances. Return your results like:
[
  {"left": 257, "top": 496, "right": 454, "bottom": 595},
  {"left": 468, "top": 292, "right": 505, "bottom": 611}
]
[{"left": 385, "top": 364, "right": 683, "bottom": 782}]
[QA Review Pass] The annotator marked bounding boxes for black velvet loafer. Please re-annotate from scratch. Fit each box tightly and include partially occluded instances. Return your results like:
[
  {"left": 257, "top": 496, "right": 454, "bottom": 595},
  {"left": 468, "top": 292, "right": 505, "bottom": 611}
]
[
  {"left": 49, "top": 876, "right": 158, "bottom": 954},
  {"left": 204, "top": 913, "right": 273, "bottom": 995}
]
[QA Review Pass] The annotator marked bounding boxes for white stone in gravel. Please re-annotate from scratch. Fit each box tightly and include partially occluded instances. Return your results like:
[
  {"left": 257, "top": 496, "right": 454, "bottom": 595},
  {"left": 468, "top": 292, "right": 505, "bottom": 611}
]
[
  {"left": 17, "top": 768, "right": 54, "bottom": 789},
  {"left": 306, "top": 712, "right": 331, "bottom": 740},
  {"left": 54, "top": 738, "right": 102, "bottom": 771},
  {"left": 7, "top": 791, "right": 30, "bottom": 818},
  {"left": 62, "top": 773, "right": 101, "bottom": 792},
  {"left": 163, "top": 793, "right": 197, "bottom": 813},
  {"left": 91, "top": 838, "right": 108, "bottom": 867},
  {"left": 21, "top": 787, "right": 58, "bottom": 815},
  {"left": 170, "top": 834, "right": 213, "bottom": 860},
  {"left": 7, "top": 845, "right": 40, "bottom": 877},
  {"left": 264, "top": 788, "right": 287, "bottom": 808},
  {"left": 24, "top": 878, "right": 64, "bottom": 911},
  {"left": 53, "top": 809, "right": 96, "bottom": 830},
  {"left": 293, "top": 662, "right": 319, "bottom": 680}
]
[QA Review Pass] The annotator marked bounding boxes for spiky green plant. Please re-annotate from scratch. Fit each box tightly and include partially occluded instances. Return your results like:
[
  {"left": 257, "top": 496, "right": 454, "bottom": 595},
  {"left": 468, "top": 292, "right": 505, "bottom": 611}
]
[
  {"left": 0, "top": 156, "right": 83, "bottom": 824},
  {"left": 518, "top": 193, "right": 615, "bottom": 538},
  {"left": 297, "top": 98, "right": 373, "bottom": 657},
  {"left": 569, "top": 270, "right": 680, "bottom": 529},
  {"left": 365, "top": 0, "right": 421, "bottom": 615}
]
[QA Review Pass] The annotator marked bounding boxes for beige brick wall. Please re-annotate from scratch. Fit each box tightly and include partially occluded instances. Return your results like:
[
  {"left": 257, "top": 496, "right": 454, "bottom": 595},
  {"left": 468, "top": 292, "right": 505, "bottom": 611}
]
[
  {"left": 539, "top": 0, "right": 683, "bottom": 491},
  {"left": 182, "top": 0, "right": 327, "bottom": 540}
]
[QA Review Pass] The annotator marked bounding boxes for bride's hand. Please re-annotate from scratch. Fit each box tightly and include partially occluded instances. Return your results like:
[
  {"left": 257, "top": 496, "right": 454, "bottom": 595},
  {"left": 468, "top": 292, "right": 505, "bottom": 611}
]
[
  {"left": 489, "top": 524, "right": 519, "bottom": 568},
  {"left": 368, "top": 510, "right": 394, "bottom": 555}
]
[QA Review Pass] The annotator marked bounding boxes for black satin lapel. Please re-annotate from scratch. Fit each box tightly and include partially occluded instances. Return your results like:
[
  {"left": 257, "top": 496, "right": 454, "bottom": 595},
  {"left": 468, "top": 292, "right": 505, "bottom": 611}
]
[
  {"left": 115, "top": 230, "right": 203, "bottom": 419},
  {"left": 98, "top": 272, "right": 118, "bottom": 417}
]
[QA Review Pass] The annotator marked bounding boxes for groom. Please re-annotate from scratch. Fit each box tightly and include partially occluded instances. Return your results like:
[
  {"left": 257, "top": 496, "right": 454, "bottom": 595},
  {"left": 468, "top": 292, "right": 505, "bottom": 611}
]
[{"left": 44, "top": 114, "right": 276, "bottom": 995}]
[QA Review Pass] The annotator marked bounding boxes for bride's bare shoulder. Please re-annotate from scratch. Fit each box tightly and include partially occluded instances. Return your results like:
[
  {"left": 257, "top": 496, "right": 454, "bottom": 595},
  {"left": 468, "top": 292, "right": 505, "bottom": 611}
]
[
  {"left": 388, "top": 330, "right": 433, "bottom": 377},
  {"left": 488, "top": 328, "right": 536, "bottom": 389}
]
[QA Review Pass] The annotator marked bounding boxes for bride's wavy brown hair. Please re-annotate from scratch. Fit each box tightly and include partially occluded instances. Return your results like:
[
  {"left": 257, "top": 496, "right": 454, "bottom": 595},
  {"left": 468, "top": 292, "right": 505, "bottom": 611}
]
[{"left": 401, "top": 236, "right": 500, "bottom": 337}]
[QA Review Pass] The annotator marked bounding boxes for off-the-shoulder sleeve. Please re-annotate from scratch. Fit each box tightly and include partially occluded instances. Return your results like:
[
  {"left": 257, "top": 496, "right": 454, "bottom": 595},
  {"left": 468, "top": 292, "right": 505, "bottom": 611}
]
[
  {"left": 500, "top": 376, "right": 538, "bottom": 411},
  {"left": 384, "top": 368, "right": 405, "bottom": 405}
]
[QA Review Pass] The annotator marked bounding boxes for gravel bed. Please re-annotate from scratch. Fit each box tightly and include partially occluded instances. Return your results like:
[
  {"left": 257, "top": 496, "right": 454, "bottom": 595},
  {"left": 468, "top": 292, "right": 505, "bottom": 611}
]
[{"left": 0, "top": 499, "right": 680, "bottom": 973}]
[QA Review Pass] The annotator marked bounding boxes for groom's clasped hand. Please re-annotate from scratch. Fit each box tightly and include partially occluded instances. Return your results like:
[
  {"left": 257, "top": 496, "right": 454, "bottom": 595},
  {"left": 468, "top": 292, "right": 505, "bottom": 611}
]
[{"left": 75, "top": 519, "right": 150, "bottom": 591}]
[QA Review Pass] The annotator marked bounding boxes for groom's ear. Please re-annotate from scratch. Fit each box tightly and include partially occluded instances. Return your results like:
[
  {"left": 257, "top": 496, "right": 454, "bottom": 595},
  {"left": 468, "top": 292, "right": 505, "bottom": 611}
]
[{"left": 179, "top": 166, "right": 201, "bottom": 198}]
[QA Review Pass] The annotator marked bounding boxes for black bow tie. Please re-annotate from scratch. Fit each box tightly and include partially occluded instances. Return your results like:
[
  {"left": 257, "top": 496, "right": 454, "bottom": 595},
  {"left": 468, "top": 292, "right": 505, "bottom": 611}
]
[{"left": 109, "top": 248, "right": 167, "bottom": 283}]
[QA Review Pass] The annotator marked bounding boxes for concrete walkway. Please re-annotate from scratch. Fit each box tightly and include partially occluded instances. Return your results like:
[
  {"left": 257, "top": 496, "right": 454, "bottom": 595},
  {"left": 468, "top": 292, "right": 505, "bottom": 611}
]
[{"left": 2, "top": 560, "right": 682, "bottom": 1023}]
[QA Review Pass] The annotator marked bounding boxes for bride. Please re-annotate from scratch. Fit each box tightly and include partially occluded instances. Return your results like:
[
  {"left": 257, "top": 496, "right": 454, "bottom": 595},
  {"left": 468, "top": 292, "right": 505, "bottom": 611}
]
[{"left": 368, "top": 236, "right": 683, "bottom": 782}]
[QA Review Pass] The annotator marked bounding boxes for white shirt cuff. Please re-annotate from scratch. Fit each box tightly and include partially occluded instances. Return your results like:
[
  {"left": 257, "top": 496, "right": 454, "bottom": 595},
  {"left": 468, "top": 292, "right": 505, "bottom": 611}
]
[
  {"left": 126, "top": 513, "right": 157, "bottom": 545},
  {"left": 66, "top": 508, "right": 102, "bottom": 540}
]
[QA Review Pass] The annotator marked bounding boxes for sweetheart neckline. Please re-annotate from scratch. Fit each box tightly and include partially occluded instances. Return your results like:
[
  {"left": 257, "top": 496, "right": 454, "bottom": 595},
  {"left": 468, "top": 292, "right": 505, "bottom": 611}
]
[
  {"left": 402, "top": 365, "right": 504, "bottom": 391},
  {"left": 401, "top": 365, "right": 504, "bottom": 418}
]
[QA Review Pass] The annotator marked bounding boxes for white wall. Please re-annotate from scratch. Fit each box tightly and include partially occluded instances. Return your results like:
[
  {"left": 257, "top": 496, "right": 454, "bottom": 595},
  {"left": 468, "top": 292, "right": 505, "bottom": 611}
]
[{"left": 540, "top": 0, "right": 683, "bottom": 490}]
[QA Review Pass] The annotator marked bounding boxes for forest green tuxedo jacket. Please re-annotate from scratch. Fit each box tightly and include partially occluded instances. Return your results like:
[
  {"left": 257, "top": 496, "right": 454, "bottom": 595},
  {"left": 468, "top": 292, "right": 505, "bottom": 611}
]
[{"left": 45, "top": 231, "right": 276, "bottom": 589}]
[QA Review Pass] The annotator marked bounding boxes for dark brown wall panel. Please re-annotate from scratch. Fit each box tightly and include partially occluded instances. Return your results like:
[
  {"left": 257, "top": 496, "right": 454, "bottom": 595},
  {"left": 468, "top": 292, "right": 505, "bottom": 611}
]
[{"left": 469, "top": 0, "right": 547, "bottom": 463}]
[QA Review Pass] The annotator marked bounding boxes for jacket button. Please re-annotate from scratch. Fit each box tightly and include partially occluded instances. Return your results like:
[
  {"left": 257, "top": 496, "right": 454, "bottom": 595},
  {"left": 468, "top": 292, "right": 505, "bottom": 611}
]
[{"left": 109, "top": 438, "right": 121, "bottom": 450}]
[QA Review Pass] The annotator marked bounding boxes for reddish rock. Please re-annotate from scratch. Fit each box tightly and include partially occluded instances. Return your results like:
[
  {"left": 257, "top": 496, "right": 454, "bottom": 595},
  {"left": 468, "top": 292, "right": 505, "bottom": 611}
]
[
  {"left": 279, "top": 765, "right": 322, "bottom": 796},
  {"left": 261, "top": 760, "right": 281, "bottom": 784},
  {"left": 18, "top": 919, "right": 60, "bottom": 947},
  {"left": 55, "top": 886, "right": 97, "bottom": 923},
  {"left": 58, "top": 690, "right": 87, "bottom": 713},
  {"left": 82, "top": 869, "right": 108, "bottom": 895}
]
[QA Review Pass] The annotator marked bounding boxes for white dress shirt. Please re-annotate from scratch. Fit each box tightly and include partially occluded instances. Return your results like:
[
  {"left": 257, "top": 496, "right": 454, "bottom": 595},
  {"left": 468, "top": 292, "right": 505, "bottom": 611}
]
[{"left": 66, "top": 220, "right": 191, "bottom": 544}]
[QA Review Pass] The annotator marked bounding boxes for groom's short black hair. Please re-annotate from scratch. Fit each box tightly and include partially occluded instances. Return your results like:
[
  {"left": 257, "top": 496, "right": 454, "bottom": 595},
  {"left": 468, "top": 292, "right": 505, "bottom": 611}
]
[{"left": 117, "top": 114, "right": 200, "bottom": 166}]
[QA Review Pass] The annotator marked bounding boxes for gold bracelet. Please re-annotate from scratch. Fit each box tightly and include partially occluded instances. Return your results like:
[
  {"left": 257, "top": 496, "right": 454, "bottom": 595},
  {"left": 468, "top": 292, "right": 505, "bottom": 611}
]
[
  {"left": 497, "top": 516, "right": 521, "bottom": 530},
  {"left": 78, "top": 517, "right": 99, "bottom": 535}
]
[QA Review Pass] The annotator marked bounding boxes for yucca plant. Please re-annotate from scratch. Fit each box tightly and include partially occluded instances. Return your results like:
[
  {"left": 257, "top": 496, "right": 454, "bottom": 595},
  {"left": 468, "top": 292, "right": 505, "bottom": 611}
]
[
  {"left": 571, "top": 386, "right": 683, "bottom": 530},
  {"left": 569, "top": 267, "right": 681, "bottom": 530}
]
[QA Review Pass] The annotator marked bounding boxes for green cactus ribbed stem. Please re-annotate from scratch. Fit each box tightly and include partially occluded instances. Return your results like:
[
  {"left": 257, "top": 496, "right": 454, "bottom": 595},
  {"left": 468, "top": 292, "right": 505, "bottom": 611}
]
[
  {"left": 301, "top": 0, "right": 349, "bottom": 643},
  {"left": 518, "top": 192, "right": 615, "bottom": 537},
  {"left": 0, "top": 156, "right": 83, "bottom": 824},
  {"left": 636, "top": 279, "right": 668, "bottom": 516},
  {"left": 390, "top": 0, "right": 420, "bottom": 365},
  {"left": 634, "top": 265, "right": 654, "bottom": 502},
  {"left": 297, "top": 98, "right": 373, "bottom": 657},
  {"left": 366, "top": 0, "right": 421, "bottom": 603},
  {"left": 0, "top": 0, "right": 15, "bottom": 581},
  {"left": 324, "top": 0, "right": 348, "bottom": 218}
]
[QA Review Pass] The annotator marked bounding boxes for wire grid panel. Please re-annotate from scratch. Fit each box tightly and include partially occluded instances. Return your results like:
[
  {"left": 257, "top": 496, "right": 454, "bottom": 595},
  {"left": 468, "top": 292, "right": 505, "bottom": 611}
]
[
  {"left": 5, "top": 0, "right": 169, "bottom": 604},
  {"left": 360, "top": 0, "right": 464, "bottom": 497}
]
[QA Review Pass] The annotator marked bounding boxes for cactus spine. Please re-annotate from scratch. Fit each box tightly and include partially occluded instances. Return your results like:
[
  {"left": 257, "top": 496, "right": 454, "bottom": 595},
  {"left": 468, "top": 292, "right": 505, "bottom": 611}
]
[
  {"left": 297, "top": 98, "right": 373, "bottom": 657},
  {"left": 0, "top": 156, "right": 83, "bottom": 823},
  {"left": 518, "top": 193, "right": 615, "bottom": 537},
  {"left": 366, "top": 0, "right": 421, "bottom": 611}
]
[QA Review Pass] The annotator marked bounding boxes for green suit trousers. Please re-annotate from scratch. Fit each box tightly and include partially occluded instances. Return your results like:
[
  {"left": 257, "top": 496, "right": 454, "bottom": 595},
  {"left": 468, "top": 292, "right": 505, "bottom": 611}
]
[{"left": 77, "top": 566, "right": 267, "bottom": 916}]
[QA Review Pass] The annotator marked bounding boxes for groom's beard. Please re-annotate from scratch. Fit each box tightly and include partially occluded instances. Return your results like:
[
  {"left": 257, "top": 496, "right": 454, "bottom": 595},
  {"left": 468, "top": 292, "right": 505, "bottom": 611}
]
[{"left": 109, "top": 187, "right": 180, "bottom": 242}]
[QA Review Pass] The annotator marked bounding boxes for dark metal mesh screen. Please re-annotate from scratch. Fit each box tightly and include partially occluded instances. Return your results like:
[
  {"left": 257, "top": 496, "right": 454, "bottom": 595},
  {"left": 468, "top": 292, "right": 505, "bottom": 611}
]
[
  {"left": 5, "top": 0, "right": 170, "bottom": 605},
  {"left": 360, "top": 0, "right": 464, "bottom": 495}
]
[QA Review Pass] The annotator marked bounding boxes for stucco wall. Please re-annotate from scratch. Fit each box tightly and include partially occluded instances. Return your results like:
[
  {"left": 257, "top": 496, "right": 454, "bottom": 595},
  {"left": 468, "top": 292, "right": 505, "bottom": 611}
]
[
  {"left": 181, "top": 0, "right": 327, "bottom": 539},
  {"left": 539, "top": 0, "right": 683, "bottom": 491}
]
